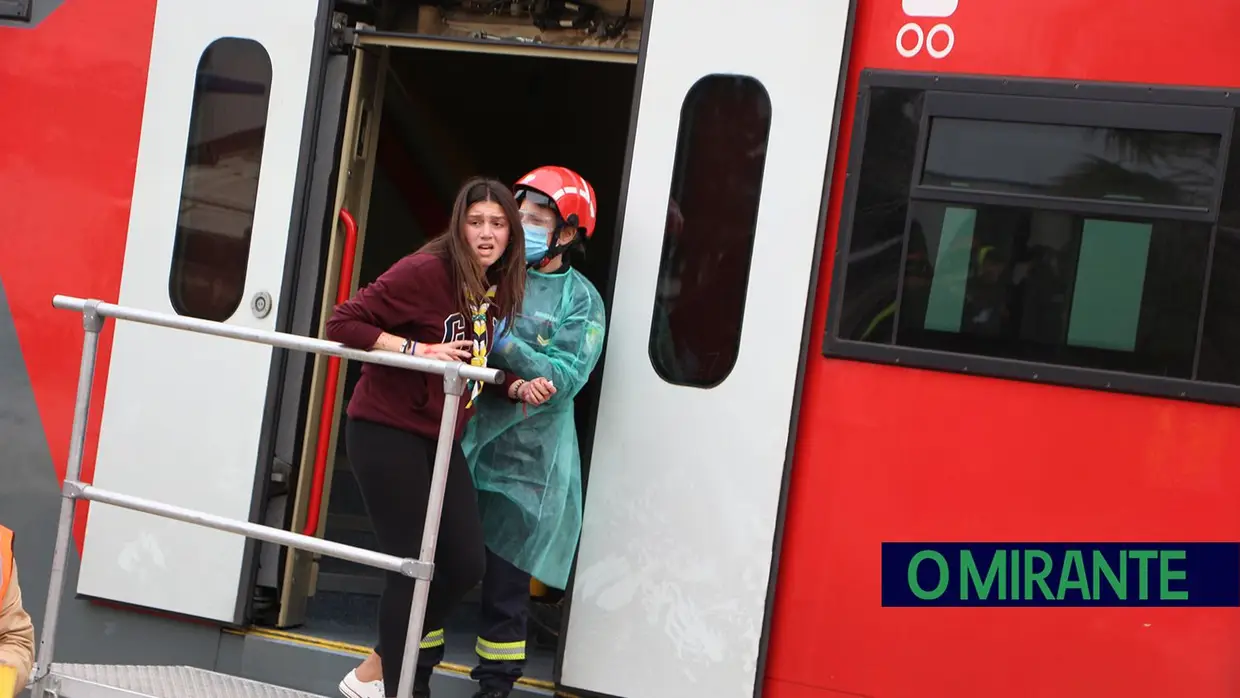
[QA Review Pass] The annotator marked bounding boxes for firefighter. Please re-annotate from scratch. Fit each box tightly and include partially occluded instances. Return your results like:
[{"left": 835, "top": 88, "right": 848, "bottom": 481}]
[
  {"left": 427, "top": 165, "right": 605, "bottom": 697},
  {"left": 0, "top": 526, "right": 35, "bottom": 695}
]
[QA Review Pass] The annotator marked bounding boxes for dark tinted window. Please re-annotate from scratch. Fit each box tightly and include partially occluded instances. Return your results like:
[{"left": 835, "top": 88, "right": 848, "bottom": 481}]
[
  {"left": 835, "top": 87, "right": 924, "bottom": 344},
  {"left": 896, "top": 201, "right": 1208, "bottom": 378},
  {"left": 921, "top": 118, "right": 1221, "bottom": 208},
  {"left": 168, "top": 38, "right": 272, "bottom": 322},
  {"left": 827, "top": 77, "right": 1240, "bottom": 403},
  {"left": 1196, "top": 121, "right": 1240, "bottom": 385},
  {"left": 648, "top": 74, "right": 771, "bottom": 388}
]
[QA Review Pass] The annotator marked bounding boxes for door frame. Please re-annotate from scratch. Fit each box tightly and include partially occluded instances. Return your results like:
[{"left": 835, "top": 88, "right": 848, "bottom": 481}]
[
  {"left": 274, "top": 31, "right": 641, "bottom": 623},
  {"left": 232, "top": 9, "right": 379, "bottom": 625},
  {"left": 276, "top": 33, "right": 391, "bottom": 627},
  {"left": 239, "top": 4, "right": 365, "bottom": 626}
]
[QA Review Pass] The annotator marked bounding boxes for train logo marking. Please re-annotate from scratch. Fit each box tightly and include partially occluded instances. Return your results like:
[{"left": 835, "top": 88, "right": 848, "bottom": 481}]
[{"left": 898, "top": 0, "right": 956, "bottom": 59}]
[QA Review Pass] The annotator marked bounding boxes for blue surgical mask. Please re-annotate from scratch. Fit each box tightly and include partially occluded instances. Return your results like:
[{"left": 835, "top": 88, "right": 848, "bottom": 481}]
[{"left": 524, "top": 224, "right": 551, "bottom": 263}]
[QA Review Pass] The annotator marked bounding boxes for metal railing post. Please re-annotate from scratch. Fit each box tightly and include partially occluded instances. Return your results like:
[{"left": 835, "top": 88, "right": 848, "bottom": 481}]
[
  {"left": 395, "top": 362, "right": 467, "bottom": 698},
  {"left": 32, "top": 300, "right": 104, "bottom": 697}
]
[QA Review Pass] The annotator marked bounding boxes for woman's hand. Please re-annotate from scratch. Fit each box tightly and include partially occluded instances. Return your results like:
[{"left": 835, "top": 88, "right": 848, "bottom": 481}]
[
  {"left": 416, "top": 340, "right": 473, "bottom": 362},
  {"left": 516, "top": 377, "right": 556, "bottom": 406}
]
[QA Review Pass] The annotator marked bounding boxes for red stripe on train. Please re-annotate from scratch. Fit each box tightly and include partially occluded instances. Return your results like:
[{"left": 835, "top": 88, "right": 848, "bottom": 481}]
[{"left": 0, "top": 0, "right": 157, "bottom": 553}]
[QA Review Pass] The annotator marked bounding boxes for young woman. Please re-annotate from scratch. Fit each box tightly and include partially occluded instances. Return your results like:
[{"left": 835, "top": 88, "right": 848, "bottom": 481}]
[{"left": 329, "top": 177, "right": 541, "bottom": 698}]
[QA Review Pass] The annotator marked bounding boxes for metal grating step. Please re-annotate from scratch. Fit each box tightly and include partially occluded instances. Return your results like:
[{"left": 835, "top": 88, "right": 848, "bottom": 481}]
[{"left": 50, "top": 663, "right": 327, "bottom": 698}]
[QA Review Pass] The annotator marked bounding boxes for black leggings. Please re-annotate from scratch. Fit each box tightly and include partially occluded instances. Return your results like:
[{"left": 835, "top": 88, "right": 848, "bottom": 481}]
[{"left": 345, "top": 417, "right": 485, "bottom": 696}]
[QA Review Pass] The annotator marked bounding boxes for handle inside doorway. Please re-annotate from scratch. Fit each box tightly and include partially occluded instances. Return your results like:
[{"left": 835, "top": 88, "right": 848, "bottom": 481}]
[{"left": 302, "top": 207, "right": 358, "bottom": 537}]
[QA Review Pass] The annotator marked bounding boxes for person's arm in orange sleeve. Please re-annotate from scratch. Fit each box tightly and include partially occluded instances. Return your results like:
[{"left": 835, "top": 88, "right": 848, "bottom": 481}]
[{"left": 0, "top": 562, "right": 35, "bottom": 691}]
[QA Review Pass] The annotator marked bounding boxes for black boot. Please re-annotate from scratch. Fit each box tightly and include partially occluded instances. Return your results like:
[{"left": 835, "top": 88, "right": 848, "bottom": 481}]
[
  {"left": 527, "top": 599, "right": 562, "bottom": 643},
  {"left": 471, "top": 689, "right": 510, "bottom": 698}
]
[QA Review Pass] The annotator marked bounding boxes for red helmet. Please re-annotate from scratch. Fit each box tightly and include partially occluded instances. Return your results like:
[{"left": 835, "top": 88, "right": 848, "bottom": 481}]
[{"left": 514, "top": 166, "right": 598, "bottom": 239}]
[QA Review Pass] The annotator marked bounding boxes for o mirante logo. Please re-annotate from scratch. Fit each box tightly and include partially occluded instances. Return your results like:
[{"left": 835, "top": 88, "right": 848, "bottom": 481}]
[{"left": 881, "top": 543, "right": 1240, "bottom": 606}]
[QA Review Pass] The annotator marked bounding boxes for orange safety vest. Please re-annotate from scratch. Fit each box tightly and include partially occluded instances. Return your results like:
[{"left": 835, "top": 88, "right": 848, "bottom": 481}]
[{"left": 0, "top": 526, "right": 13, "bottom": 603}]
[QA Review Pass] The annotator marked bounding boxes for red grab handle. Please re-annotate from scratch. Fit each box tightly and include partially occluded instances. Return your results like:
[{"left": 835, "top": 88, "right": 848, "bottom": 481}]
[{"left": 302, "top": 208, "right": 358, "bottom": 537}]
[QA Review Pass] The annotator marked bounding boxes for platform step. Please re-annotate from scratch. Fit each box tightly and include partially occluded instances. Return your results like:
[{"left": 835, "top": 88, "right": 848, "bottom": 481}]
[{"left": 50, "top": 663, "right": 326, "bottom": 698}]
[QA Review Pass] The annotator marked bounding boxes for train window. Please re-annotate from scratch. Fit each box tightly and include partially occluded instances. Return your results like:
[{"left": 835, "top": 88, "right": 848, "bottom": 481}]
[
  {"left": 920, "top": 118, "right": 1222, "bottom": 209},
  {"left": 167, "top": 37, "right": 272, "bottom": 322},
  {"left": 826, "top": 73, "right": 1240, "bottom": 405},
  {"left": 648, "top": 74, "right": 771, "bottom": 388},
  {"left": 896, "top": 201, "right": 1208, "bottom": 378},
  {"left": 832, "top": 86, "right": 924, "bottom": 345},
  {"left": 1196, "top": 119, "right": 1240, "bottom": 385}
]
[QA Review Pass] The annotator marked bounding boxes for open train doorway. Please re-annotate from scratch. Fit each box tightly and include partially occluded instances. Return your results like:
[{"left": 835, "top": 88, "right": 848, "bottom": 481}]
[{"left": 274, "top": 36, "right": 639, "bottom": 689}]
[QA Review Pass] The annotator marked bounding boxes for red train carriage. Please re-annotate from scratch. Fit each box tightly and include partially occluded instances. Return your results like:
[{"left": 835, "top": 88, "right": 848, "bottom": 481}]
[{"left": 774, "top": 1, "right": 1240, "bottom": 697}]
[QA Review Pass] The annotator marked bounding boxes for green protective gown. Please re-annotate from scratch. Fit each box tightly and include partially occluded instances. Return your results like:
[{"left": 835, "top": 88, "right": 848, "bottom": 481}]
[{"left": 461, "top": 266, "right": 606, "bottom": 589}]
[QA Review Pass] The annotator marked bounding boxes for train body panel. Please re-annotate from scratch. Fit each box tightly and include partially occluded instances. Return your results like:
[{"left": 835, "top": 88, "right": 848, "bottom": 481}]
[
  {"left": 0, "top": 0, "right": 155, "bottom": 551},
  {"left": 769, "top": 1, "right": 1240, "bottom": 697},
  {"left": 0, "top": 0, "right": 249, "bottom": 680}
]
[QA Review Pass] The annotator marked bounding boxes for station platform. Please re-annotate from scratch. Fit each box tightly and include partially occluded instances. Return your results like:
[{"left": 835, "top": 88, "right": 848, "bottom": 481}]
[{"left": 44, "top": 595, "right": 562, "bottom": 698}]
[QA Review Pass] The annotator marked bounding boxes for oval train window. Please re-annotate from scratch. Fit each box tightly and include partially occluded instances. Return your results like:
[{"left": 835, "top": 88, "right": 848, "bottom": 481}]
[
  {"left": 167, "top": 37, "right": 273, "bottom": 322},
  {"left": 647, "top": 73, "right": 772, "bottom": 388}
]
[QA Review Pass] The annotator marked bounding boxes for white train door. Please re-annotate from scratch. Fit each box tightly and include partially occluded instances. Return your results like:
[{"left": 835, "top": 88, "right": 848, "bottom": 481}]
[
  {"left": 559, "top": 0, "right": 854, "bottom": 696},
  {"left": 77, "top": 0, "right": 335, "bottom": 623}
]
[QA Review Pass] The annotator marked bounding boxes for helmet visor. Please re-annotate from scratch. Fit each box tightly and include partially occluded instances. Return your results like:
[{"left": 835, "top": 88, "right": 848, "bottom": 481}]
[{"left": 516, "top": 188, "right": 562, "bottom": 229}]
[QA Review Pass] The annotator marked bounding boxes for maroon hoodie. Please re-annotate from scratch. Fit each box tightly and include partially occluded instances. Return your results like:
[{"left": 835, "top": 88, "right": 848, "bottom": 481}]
[{"left": 326, "top": 251, "right": 512, "bottom": 441}]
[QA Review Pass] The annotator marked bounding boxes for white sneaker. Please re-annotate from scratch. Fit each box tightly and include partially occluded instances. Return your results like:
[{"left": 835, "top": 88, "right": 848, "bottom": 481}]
[{"left": 339, "top": 669, "right": 385, "bottom": 698}]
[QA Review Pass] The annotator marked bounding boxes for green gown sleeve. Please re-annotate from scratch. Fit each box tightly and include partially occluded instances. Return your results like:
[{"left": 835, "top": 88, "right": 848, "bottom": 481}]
[{"left": 494, "top": 272, "right": 606, "bottom": 407}]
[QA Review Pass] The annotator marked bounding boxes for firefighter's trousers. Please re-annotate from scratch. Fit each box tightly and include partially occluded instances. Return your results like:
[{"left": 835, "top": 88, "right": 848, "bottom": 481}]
[{"left": 416, "top": 546, "right": 529, "bottom": 693}]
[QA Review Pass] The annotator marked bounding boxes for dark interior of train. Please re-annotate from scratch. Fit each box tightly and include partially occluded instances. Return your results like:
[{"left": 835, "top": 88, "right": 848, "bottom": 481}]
[{"left": 289, "top": 46, "right": 638, "bottom": 680}]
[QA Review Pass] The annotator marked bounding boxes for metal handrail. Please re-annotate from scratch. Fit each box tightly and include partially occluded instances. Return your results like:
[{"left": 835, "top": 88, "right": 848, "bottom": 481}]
[
  {"left": 60, "top": 480, "right": 428, "bottom": 579},
  {"left": 50, "top": 295, "right": 503, "bottom": 384},
  {"left": 34, "top": 296, "right": 499, "bottom": 698}
]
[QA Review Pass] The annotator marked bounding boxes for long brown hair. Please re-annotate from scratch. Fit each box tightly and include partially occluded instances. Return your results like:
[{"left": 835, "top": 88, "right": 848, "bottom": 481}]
[{"left": 419, "top": 177, "right": 526, "bottom": 332}]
